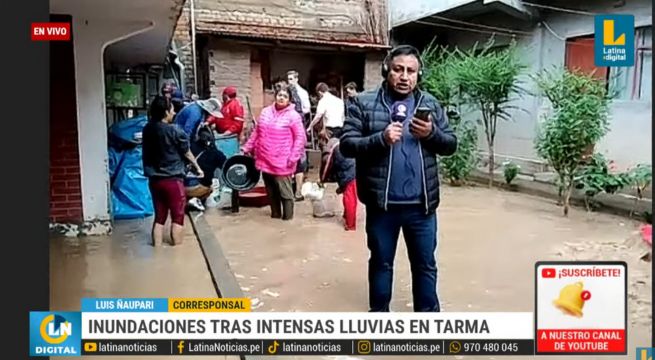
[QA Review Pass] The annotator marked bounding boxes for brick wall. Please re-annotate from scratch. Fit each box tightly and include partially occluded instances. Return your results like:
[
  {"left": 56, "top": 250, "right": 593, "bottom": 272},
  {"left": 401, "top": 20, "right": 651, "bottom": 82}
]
[
  {"left": 194, "top": 0, "right": 388, "bottom": 45},
  {"left": 207, "top": 39, "right": 252, "bottom": 104},
  {"left": 50, "top": 35, "right": 83, "bottom": 223},
  {"left": 364, "top": 51, "right": 385, "bottom": 91},
  {"left": 173, "top": 1, "right": 195, "bottom": 94}
]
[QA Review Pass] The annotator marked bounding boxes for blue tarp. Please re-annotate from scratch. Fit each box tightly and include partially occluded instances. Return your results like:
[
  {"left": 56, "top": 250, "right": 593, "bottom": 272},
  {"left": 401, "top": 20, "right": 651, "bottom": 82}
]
[
  {"left": 215, "top": 133, "right": 240, "bottom": 158},
  {"left": 108, "top": 116, "right": 153, "bottom": 220}
]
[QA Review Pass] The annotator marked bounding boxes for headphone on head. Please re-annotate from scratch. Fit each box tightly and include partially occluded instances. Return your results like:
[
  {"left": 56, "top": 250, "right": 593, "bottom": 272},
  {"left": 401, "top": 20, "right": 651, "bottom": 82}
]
[{"left": 381, "top": 44, "right": 424, "bottom": 82}]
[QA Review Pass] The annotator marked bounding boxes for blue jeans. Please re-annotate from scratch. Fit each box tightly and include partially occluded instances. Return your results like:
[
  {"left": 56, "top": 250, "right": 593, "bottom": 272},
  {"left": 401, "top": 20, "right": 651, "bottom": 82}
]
[{"left": 366, "top": 204, "right": 440, "bottom": 312}]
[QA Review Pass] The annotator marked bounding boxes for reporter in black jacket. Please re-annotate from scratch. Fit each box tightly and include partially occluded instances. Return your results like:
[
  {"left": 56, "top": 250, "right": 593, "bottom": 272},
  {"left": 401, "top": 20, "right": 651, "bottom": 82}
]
[{"left": 340, "top": 45, "right": 457, "bottom": 312}]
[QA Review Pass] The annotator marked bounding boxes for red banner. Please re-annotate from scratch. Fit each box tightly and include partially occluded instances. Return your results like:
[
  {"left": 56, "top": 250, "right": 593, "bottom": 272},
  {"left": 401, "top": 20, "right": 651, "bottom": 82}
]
[
  {"left": 537, "top": 329, "right": 625, "bottom": 353},
  {"left": 31, "top": 23, "right": 71, "bottom": 41}
]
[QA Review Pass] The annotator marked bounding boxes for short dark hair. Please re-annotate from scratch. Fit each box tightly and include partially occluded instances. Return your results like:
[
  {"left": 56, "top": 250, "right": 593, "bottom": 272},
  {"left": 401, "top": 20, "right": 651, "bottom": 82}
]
[
  {"left": 149, "top": 96, "right": 172, "bottom": 122},
  {"left": 345, "top": 82, "right": 357, "bottom": 91},
  {"left": 315, "top": 82, "right": 329, "bottom": 93},
  {"left": 385, "top": 45, "right": 423, "bottom": 73},
  {"left": 274, "top": 86, "right": 295, "bottom": 103},
  {"left": 196, "top": 126, "right": 215, "bottom": 149},
  {"left": 273, "top": 77, "right": 287, "bottom": 89}
]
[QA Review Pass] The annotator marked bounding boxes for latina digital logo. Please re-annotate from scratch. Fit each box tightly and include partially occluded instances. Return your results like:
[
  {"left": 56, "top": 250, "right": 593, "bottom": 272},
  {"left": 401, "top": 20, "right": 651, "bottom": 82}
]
[
  {"left": 594, "top": 14, "right": 635, "bottom": 67},
  {"left": 30, "top": 312, "right": 81, "bottom": 356}
]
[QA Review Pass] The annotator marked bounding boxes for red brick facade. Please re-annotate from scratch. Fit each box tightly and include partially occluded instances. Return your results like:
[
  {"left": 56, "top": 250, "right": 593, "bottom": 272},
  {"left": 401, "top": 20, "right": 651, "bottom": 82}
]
[{"left": 50, "top": 23, "right": 83, "bottom": 224}]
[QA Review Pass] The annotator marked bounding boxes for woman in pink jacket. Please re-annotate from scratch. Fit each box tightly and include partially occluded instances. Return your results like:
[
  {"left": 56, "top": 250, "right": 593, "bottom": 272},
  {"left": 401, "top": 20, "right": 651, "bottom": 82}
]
[{"left": 242, "top": 86, "right": 307, "bottom": 220}]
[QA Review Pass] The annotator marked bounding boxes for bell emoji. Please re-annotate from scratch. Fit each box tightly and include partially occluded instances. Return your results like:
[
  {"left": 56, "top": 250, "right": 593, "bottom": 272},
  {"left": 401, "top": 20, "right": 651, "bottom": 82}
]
[{"left": 553, "top": 281, "right": 587, "bottom": 317}]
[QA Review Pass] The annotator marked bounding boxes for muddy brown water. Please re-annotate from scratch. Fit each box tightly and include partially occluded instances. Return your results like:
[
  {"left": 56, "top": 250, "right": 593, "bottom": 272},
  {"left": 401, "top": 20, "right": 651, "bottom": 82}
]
[
  {"left": 50, "top": 218, "right": 237, "bottom": 360},
  {"left": 205, "top": 184, "right": 651, "bottom": 360},
  {"left": 49, "top": 185, "right": 651, "bottom": 360}
]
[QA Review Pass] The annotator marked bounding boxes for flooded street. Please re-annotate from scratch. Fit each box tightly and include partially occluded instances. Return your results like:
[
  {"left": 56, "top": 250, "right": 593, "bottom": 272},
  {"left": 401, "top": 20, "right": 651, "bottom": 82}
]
[
  {"left": 48, "top": 184, "right": 651, "bottom": 360},
  {"left": 205, "top": 184, "right": 652, "bottom": 360},
  {"left": 50, "top": 218, "right": 236, "bottom": 360}
]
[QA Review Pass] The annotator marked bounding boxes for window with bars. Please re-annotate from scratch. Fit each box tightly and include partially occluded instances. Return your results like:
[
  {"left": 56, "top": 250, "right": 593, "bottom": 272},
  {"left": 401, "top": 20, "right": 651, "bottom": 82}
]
[{"left": 608, "top": 26, "right": 652, "bottom": 101}]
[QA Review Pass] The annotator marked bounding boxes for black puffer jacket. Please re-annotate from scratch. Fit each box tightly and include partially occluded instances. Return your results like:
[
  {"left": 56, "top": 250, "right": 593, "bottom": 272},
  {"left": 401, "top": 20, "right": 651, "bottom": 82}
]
[{"left": 339, "top": 83, "right": 457, "bottom": 214}]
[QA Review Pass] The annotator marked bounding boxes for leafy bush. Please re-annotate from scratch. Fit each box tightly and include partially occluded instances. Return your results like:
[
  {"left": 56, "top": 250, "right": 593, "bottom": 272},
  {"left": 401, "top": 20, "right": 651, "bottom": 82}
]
[
  {"left": 574, "top": 154, "right": 630, "bottom": 211},
  {"left": 422, "top": 42, "right": 479, "bottom": 185},
  {"left": 503, "top": 162, "right": 520, "bottom": 185},
  {"left": 450, "top": 40, "right": 527, "bottom": 187},
  {"left": 422, "top": 42, "right": 458, "bottom": 109},
  {"left": 534, "top": 68, "right": 611, "bottom": 216},
  {"left": 439, "top": 111, "right": 478, "bottom": 185},
  {"left": 626, "top": 164, "right": 652, "bottom": 217},
  {"left": 627, "top": 164, "right": 652, "bottom": 200}
]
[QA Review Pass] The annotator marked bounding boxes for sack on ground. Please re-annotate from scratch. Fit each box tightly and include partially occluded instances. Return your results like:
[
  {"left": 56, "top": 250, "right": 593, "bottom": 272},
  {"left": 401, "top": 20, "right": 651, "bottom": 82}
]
[
  {"left": 205, "top": 189, "right": 221, "bottom": 208},
  {"left": 311, "top": 198, "right": 334, "bottom": 218},
  {"left": 217, "top": 187, "right": 233, "bottom": 209}
]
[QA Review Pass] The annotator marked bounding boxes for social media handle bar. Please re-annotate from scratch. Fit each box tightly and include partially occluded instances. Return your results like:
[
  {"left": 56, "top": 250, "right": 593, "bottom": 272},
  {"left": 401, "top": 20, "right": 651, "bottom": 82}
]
[
  {"left": 355, "top": 339, "right": 535, "bottom": 356},
  {"left": 84, "top": 339, "right": 266, "bottom": 355}
]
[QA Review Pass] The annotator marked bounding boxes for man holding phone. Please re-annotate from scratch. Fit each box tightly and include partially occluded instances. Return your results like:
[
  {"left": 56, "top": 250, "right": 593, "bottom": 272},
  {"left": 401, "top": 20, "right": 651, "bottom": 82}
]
[{"left": 340, "top": 45, "right": 457, "bottom": 312}]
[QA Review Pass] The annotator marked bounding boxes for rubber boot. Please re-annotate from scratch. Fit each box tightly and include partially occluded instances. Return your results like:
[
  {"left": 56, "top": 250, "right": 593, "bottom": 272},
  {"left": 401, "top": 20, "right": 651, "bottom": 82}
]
[
  {"left": 282, "top": 199, "right": 294, "bottom": 220},
  {"left": 270, "top": 200, "right": 282, "bottom": 219}
]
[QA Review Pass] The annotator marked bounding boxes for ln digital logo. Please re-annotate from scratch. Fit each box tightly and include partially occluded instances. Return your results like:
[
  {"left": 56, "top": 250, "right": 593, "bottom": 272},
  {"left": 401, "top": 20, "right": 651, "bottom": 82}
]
[
  {"left": 594, "top": 14, "right": 635, "bottom": 67},
  {"left": 637, "top": 347, "right": 653, "bottom": 360},
  {"left": 30, "top": 312, "right": 81, "bottom": 356}
]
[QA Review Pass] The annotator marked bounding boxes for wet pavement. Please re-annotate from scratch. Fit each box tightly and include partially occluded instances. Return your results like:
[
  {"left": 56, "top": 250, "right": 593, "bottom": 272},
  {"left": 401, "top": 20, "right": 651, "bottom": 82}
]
[
  {"left": 50, "top": 217, "right": 238, "bottom": 360},
  {"left": 204, "top": 184, "right": 652, "bottom": 360}
]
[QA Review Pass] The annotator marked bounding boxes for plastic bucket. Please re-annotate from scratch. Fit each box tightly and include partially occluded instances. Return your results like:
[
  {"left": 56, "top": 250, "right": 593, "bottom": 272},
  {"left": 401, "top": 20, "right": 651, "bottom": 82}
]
[{"left": 215, "top": 133, "right": 240, "bottom": 158}]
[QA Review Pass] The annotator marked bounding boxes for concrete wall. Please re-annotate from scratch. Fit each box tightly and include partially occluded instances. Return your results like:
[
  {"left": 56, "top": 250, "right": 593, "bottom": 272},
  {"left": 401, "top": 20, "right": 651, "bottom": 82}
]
[
  {"left": 72, "top": 17, "right": 154, "bottom": 222},
  {"left": 207, "top": 39, "right": 252, "bottom": 107},
  {"left": 390, "top": 0, "right": 476, "bottom": 27},
  {"left": 445, "top": 0, "right": 652, "bottom": 171},
  {"left": 173, "top": 2, "right": 195, "bottom": 94},
  {"left": 364, "top": 52, "right": 385, "bottom": 91}
]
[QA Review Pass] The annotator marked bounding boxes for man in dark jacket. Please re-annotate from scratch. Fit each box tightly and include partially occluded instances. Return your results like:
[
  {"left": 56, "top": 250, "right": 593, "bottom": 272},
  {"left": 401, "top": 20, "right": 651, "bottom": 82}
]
[{"left": 340, "top": 45, "right": 457, "bottom": 312}]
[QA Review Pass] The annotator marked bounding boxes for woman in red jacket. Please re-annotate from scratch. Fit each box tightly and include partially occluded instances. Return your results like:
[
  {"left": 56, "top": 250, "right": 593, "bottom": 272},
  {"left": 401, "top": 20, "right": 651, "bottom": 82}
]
[{"left": 207, "top": 86, "right": 245, "bottom": 138}]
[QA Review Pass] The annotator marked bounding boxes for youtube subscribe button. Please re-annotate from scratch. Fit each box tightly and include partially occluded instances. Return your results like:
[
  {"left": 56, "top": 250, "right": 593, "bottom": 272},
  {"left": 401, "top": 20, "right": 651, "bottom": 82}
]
[{"left": 535, "top": 262, "right": 627, "bottom": 355}]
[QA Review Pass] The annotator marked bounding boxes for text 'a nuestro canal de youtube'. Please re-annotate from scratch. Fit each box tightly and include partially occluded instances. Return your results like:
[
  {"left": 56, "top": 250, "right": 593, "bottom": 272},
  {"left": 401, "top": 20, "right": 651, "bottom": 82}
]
[{"left": 536, "top": 262, "right": 629, "bottom": 355}]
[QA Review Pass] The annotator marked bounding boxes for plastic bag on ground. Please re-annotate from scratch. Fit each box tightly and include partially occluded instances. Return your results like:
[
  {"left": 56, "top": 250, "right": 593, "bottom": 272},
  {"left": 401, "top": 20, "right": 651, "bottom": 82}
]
[{"left": 301, "top": 182, "right": 324, "bottom": 201}]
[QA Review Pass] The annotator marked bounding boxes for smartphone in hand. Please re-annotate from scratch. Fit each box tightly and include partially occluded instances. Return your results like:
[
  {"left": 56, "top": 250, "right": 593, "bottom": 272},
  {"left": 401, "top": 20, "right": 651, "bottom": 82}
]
[{"left": 414, "top": 107, "right": 431, "bottom": 121}]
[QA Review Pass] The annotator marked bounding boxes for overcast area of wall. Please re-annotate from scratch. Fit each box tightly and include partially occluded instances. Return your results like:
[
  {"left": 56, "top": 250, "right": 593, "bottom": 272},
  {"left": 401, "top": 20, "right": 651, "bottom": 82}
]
[{"left": 446, "top": 0, "right": 652, "bottom": 171}]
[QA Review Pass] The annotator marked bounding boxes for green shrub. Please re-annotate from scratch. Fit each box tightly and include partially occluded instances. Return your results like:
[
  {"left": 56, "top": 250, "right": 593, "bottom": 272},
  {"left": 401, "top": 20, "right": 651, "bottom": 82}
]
[
  {"left": 439, "top": 111, "right": 478, "bottom": 185},
  {"left": 574, "top": 154, "right": 630, "bottom": 211},
  {"left": 422, "top": 42, "right": 479, "bottom": 185},
  {"left": 503, "top": 162, "right": 520, "bottom": 185},
  {"left": 450, "top": 40, "right": 527, "bottom": 187},
  {"left": 534, "top": 68, "right": 611, "bottom": 216}
]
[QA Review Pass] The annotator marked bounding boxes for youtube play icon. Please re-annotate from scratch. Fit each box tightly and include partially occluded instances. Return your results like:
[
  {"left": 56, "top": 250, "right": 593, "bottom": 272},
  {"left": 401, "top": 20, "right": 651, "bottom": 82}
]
[{"left": 542, "top": 268, "right": 556, "bottom": 278}]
